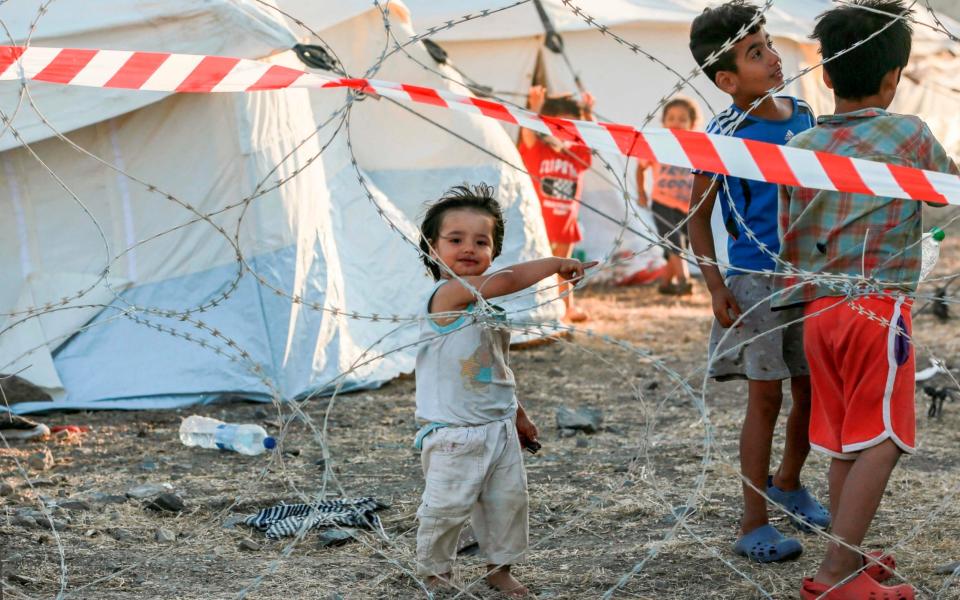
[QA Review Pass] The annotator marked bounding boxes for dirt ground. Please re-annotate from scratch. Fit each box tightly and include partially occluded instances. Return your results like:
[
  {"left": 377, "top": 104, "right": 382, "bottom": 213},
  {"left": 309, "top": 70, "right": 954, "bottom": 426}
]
[{"left": 4, "top": 252, "right": 960, "bottom": 599}]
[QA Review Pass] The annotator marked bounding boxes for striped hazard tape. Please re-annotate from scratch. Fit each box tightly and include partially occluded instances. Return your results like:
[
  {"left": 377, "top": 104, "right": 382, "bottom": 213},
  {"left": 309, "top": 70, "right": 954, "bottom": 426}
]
[{"left": 1, "top": 45, "right": 959, "bottom": 205}]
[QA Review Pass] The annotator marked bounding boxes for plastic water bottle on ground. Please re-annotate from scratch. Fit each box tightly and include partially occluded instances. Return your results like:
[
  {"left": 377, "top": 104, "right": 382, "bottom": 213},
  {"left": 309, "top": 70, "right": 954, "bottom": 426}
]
[
  {"left": 920, "top": 226, "right": 946, "bottom": 282},
  {"left": 179, "top": 415, "right": 276, "bottom": 456}
]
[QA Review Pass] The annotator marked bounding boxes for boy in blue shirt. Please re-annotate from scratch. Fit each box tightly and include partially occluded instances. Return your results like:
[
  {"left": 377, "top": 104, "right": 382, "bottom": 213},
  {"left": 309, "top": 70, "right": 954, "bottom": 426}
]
[{"left": 686, "top": 0, "right": 829, "bottom": 562}]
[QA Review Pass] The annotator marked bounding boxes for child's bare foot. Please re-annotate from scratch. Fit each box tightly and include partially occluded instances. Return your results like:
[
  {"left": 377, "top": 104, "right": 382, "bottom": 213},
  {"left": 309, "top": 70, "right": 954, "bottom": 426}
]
[
  {"left": 486, "top": 565, "right": 529, "bottom": 597},
  {"left": 426, "top": 573, "right": 453, "bottom": 591},
  {"left": 564, "top": 306, "right": 589, "bottom": 323}
]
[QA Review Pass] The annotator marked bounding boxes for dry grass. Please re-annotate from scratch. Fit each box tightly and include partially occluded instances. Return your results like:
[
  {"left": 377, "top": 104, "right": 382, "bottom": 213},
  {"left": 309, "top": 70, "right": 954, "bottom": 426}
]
[{"left": 3, "top": 246, "right": 960, "bottom": 598}]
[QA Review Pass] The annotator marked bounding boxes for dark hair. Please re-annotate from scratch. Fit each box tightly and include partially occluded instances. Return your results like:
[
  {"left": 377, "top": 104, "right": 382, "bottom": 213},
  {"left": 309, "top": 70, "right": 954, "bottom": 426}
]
[
  {"left": 689, "top": 0, "right": 766, "bottom": 84},
  {"left": 419, "top": 183, "right": 506, "bottom": 280},
  {"left": 541, "top": 95, "right": 583, "bottom": 118},
  {"left": 812, "top": 0, "right": 912, "bottom": 100},
  {"left": 662, "top": 97, "right": 699, "bottom": 126}
]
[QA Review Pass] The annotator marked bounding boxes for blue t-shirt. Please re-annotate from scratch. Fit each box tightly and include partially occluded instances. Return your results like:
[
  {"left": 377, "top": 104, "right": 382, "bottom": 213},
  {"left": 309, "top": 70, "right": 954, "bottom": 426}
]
[{"left": 696, "top": 97, "right": 815, "bottom": 274}]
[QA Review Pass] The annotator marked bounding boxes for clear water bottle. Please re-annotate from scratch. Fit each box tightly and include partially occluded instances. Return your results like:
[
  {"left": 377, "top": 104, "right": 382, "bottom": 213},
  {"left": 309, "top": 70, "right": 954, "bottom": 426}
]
[
  {"left": 179, "top": 416, "right": 276, "bottom": 456},
  {"left": 920, "top": 226, "right": 946, "bottom": 282}
]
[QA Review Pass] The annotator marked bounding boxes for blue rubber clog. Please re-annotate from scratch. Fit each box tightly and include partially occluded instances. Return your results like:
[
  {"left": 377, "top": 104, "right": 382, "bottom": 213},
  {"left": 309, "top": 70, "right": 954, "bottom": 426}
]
[
  {"left": 733, "top": 523, "right": 803, "bottom": 563},
  {"left": 766, "top": 475, "right": 831, "bottom": 533}
]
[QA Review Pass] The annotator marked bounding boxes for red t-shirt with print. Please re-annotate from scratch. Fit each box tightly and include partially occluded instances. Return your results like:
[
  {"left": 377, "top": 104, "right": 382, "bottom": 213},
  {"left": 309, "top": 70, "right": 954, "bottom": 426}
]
[{"left": 518, "top": 139, "right": 592, "bottom": 244}]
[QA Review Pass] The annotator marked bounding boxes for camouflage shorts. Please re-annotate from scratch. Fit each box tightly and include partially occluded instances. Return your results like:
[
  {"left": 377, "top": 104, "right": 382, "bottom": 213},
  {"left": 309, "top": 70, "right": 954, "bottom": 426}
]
[{"left": 707, "top": 273, "right": 809, "bottom": 382}]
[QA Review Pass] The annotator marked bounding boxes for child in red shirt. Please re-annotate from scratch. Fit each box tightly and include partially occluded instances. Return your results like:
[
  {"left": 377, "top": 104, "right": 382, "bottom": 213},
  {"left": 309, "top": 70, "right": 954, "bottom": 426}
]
[
  {"left": 518, "top": 85, "right": 594, "bottom": 322},
  {"left": 637, "top": 98, "right": 699, "bottom": 296}
]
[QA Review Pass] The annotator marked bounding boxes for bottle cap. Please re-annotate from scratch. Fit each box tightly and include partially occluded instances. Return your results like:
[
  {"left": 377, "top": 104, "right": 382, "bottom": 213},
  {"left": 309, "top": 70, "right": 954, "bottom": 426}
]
[
  {"left": 931, "top": 226, "right": 946, "bottom": 242},
  {"left": 263, "top": 437, "right": 277, "bottom": 450}
]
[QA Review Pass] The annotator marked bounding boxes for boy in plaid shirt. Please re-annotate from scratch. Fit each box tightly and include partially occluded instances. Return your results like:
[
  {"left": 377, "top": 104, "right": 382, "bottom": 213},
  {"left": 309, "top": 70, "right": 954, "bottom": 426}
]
[{"left": 773, "top": 2, "right": 959, "bottom": 598}]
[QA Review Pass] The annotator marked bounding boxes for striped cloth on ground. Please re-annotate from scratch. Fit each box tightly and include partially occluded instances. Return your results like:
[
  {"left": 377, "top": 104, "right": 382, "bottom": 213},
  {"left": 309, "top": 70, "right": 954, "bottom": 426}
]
[{"left": 242, "top": 497, "right": 388, "bottom": 540}]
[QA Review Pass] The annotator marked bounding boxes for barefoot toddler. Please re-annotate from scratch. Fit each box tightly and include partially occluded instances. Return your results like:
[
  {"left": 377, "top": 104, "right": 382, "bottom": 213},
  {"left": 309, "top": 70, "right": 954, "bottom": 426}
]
[{"left": 414, "top": 184, "right": 593, "bottom": 595}]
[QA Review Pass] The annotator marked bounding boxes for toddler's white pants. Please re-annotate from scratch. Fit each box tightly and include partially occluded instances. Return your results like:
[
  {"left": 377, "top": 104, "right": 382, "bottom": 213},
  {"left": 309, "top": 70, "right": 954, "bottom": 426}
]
[{"left": 415, "top": 416, "right": 528, "bottom": 576}]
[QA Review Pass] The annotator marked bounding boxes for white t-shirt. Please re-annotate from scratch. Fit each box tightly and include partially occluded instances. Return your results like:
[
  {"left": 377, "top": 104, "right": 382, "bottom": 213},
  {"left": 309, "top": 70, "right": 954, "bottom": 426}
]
[{"left": 414, "top": 281, "right": 518, "bottom": 425}]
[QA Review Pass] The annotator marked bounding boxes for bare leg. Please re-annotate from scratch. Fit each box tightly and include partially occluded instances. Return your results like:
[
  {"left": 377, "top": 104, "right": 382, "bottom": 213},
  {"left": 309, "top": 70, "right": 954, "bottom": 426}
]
[
  {"left": 662, "top": 254, "right": 678, "bottom": 285},
  {"left": 814, "top": 439, "right": 902, "bottom": 585},
  {"left": 486, "top": 565, "right": 528, "bottom": 597},
  {"left": 740, "top": 379, "right": 783, "bottom": 534},
  {"left": 668, "top": 254, "right": 687, "bottom": 286},
  {"left": 772, "top": 376, "right": 812, "bottom": 491},
  {"left": 827, "top": 458, "right": 854, "bottom": 523},
  {"left": 676, "top": 250, "right": 690, "bottom": 284},
  {"left": 551, "top": 242, "right": 587, "bottom": 322}
]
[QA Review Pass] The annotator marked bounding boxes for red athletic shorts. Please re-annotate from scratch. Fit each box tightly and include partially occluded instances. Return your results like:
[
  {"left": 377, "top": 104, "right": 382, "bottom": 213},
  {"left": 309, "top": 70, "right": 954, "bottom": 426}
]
[{"left": 803, "top": 295, "right": 916, "bottom": 459}]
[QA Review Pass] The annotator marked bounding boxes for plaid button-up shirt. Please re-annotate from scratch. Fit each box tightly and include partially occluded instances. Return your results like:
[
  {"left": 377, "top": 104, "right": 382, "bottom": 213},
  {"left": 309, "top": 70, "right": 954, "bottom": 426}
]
[{"left": 773, "top": 108, "right": 958, "bottom": 308}]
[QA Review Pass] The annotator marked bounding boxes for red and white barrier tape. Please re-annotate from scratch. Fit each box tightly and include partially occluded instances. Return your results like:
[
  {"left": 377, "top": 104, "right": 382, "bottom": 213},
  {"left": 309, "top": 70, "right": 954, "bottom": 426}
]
[{"left": 1, "top": 45, "right": 958, "bottom": 205}]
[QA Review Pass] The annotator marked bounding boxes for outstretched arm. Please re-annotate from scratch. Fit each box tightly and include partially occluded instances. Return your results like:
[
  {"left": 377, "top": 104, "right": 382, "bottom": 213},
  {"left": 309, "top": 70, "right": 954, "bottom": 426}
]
[
  {"left": 519, "top": 85, "right": 547, "bottom": 149},
  {"left": 431, "top": 258, "right": 597, "bottom": 314},
  {"left": 580, "top": 91, "right": 595, "bottom": 122}
]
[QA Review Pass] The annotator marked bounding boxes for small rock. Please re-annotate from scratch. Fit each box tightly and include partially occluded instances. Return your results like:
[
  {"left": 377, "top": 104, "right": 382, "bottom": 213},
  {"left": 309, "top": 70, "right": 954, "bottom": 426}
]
[
  {"left": 28, "top": 448, "right": 54, "bottom": 471},
  {"left": 36, "top": 534, "right": 50, "bottom": 544},
  {"left": 7, "top": 573, "right": 36, "bottom": 586},
  {"left": 12, "top": 515, "right": 37, "bottom": 528},
  {"left": 58, "top": 500, "right": 92, "bottom": 512},
  {"left": 282, "top": 448, "right": 301, "bottom": 457},
  {"left": 457, "top": 526, "right": 479, "bottom": 556},
  {"left": 645, "top": 381, "right": 659, "bottom": 391},
  {"left": 51, "top": 519, "right": 69, "bottom": 531},
  {"left": 661, "top": 505, "right": 696, "bottom": 526},
  {"left": 134, "top": 574, "right": 146, "bottom": 585},
  {"left": 576, "top": 437, "right": 589, "bottom": 448},
  {"left": 145, "top": 493, "right": 185, "bottom": 513},
  {"left": 139, "top": 460, "right": 158, "bottom": 472},
  {"left": 108, "top": 528, "right": 135, "bottom": 542},
  {"left": 222, "top": 514, "right": 246, "bottom": 529},
  {"left": 555, "top": 407, "right": 603, "bottom": 433},
  {"left": 558, "top": 428, "right": 578, "bottom": 438},
  {"left": 315, "top": 458, "right": 327, "bottom": 469},
  {"left": 155, "top": 528, "right": 176, "bottom": 544},
  {"left": 317, "top": 528, "right": 356, "bottom": 548},
  {"left": 0, "top": 481, "right": 15, "bottom": 496},
  {"left": 935, "top": 561, "right": 960, "bottom": 575},
  {"left": 126, "top": 483, "right": 172, "bottom": 499},
  {"left": 27, "top": 478, "right": 56, "bottom": 487},
  {"left": 93, "top": 493, "right": 128, "bottom": 505},
  {"left": 84, "top": 529, "right": 98, "bottom": 537},
  {"left": 547, "top": 367, "right": 564, "bottom": 377},
  {"left": 238, "top": 538, "right": 259, "bottom": 551}
]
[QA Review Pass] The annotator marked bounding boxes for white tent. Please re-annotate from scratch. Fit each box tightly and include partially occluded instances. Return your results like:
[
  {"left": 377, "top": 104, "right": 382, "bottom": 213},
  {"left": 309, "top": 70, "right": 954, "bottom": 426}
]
[
  {"left": 0, "top": 0, "right": 558, "bottom": 413},
  {"left": 274, "top": 0, "right": 559, "bottom": 326},
  {"left": 403, "top": 0, "right": 960, "bottom": 268}
]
